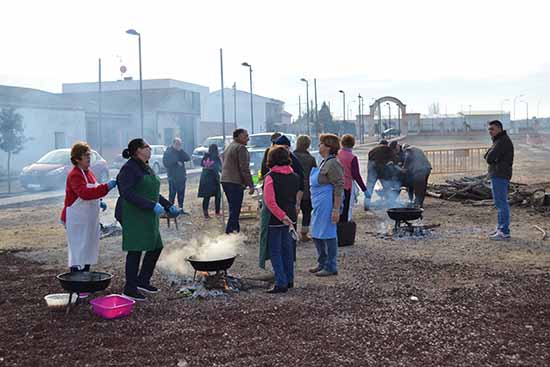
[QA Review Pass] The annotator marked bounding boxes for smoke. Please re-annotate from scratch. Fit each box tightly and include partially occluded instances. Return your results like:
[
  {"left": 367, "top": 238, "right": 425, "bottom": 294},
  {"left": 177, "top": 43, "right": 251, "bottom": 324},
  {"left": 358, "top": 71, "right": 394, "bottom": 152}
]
[{"left": 158, "top": 234, "right": 246, "bottom": 276}]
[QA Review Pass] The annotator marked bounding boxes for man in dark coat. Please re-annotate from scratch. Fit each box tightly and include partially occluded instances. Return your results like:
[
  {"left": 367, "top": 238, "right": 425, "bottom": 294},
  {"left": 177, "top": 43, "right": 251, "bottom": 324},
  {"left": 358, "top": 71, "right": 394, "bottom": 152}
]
[
  {"left": 162, "top": 138, "right": 191, "bottom": 213},
  {"left": 484, "top": 120, "right": 514, "bottom": 241}
]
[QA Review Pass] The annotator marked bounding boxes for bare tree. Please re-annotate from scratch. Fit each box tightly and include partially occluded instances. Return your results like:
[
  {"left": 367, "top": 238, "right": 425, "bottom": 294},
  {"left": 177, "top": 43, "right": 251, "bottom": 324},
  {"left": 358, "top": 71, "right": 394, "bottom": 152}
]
[
  {"left": 0, "top": 108, "right": 26, "bottom": 193},
  {"left": 428, "top": 101, "right": 440, "bottom": 115}
]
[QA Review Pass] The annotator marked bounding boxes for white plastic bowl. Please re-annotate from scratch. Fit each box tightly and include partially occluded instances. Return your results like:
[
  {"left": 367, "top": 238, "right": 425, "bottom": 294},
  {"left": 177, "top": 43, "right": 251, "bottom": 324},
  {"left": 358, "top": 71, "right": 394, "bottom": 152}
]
[{"left": 44, "top": 293, "right": 78, "bottom": 310}]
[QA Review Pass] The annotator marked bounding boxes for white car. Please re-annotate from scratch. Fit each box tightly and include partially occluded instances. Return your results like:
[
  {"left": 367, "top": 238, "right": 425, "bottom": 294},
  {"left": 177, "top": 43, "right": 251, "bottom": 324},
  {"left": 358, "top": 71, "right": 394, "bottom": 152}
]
[{"left": 192, "top": 136, "right": 232, "bottom": 167}]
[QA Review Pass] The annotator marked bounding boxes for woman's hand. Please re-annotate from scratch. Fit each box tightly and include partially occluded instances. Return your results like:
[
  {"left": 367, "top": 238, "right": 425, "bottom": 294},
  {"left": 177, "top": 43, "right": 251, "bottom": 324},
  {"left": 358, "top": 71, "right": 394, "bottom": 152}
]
[
  {"left": 169, "top": 205, "right": 180, "bottom": 217},
  {"left": 153, "top": 203, "right": 165, "bottom": 216},
  {"left": 282, "top": 215, "right": 293, "bottom": 227},
  {"left": 331, "top": 209, "right": 339, "bottom": 224},
  {"left": 100, "top": 201, "right": 107, "bottom": 212},
  {"left": 107, "top": 179, "right": 117, "bottom": 191}
]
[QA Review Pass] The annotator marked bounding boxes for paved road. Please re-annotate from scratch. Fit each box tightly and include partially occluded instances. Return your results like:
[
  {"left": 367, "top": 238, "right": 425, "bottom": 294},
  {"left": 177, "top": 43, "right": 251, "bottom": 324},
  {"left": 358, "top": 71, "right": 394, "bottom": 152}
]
[{"left": 0, "top": 168, "right": 202, "bottom": 208}]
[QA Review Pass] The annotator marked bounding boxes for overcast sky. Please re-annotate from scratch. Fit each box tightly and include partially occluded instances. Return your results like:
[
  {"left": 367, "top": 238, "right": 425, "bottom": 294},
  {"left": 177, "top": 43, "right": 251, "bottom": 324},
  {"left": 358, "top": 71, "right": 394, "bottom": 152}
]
[{"left": 2, "top": 0, "right": 549, "bottom": 119}]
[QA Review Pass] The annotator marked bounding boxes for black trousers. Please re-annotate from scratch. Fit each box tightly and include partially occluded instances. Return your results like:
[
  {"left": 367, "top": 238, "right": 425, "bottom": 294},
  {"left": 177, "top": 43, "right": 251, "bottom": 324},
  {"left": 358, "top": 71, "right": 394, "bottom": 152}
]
[
  {"left": 222, "top": 182, "right": 244, "bottom": 234},
  {"left": 70, "top": 264, "right": 90, "bottom": 273},
  {"left": 339, "top": 189, "right": 352, "bottom": 223},
  {"left": 300, "top": 198, "right": 312, "bottom": 228},
  {"left": 168, "top": 178, "right": 186, "bottom": 208},
  {"left": 202, "top": 193, "right": 221, "bottom": 214},
  {"left": 124, "top": 249, "right": 162, "bottom": 292}
]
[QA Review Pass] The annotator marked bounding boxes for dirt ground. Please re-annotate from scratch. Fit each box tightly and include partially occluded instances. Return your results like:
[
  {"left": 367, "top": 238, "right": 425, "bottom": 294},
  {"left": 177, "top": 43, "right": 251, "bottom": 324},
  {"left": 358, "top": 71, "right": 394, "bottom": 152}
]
[{"left": 1, "top": 135, "right": 550, "bottom": 367}]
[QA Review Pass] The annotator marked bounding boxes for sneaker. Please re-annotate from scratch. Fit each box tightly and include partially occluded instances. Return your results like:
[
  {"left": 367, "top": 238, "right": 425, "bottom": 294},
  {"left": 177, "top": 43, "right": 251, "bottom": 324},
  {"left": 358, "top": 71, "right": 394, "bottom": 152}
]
[
  {"left": 137, "top": 284, "right": 160, "bottom": 294},
  {"left": 489, "top": 231, "right": 511, "bottom": 241},
  {"left": 266, "top": 286, "right": 288, "bottom": 294},
  {"left": 308, "top": 265, "right": 323, "bottom": 274},
  {"left": 179, "top": 209, "right": 191, "bottom": 216},
  {"left": 123, "top": 290, "right": 146, "bottom": 301},
  {"left": 489, "top": 229, "right": 500, "bottom": 236},
  {"left": 315, "top": 270, "right": 338, "bottom": 277}
]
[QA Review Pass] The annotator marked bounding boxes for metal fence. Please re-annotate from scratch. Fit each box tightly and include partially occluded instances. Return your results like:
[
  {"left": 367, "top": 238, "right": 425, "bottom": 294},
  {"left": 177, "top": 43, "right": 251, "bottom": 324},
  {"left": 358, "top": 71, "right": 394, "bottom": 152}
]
[{"left": 425, "top": 147, "right": 489, "bottom": 174}]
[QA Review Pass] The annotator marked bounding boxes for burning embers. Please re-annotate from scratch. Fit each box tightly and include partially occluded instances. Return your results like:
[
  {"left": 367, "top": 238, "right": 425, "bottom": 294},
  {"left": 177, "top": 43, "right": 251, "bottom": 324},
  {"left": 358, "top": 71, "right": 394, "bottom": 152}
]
[
  {"left": 373, "top": 207, "right": 440, "bottom": 240},
  {"left": 176, "top": 271, "right": 243, "bottom": 299}
]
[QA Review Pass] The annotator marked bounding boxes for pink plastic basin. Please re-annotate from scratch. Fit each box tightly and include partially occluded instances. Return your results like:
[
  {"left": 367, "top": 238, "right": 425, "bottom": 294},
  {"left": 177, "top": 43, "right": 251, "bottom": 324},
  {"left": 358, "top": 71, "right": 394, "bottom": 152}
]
[{"left": 90, "top": 294, "right": 135, "bottom": 319}]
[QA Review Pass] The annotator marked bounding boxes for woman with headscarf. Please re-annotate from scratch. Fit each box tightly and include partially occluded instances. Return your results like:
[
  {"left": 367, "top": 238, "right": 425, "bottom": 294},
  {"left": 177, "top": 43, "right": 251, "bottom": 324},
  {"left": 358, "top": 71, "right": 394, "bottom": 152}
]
[
  {"left": 198, "top": 144, "right": 223, "bottom": 218},
  {"left": 115, "top": 138, "right": 180, "bottom": 301},
  {"left": 61, "top": 141, "right": 117, "bottom": 273}
]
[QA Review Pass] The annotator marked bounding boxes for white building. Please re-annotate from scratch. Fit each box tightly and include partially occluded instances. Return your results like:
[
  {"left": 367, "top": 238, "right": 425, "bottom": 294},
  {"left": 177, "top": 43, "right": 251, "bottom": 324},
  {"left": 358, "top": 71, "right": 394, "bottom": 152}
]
[
  {"left": 207, "top": 88, "right": 285, "bottom": 135},
  {"left": 0, "top": 85, "right": 87, "bottom": 172}
]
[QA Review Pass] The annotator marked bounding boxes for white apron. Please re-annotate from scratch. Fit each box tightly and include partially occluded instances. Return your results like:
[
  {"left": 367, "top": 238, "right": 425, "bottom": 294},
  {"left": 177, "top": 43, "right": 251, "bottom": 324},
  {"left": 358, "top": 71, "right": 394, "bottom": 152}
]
[{"left": 66, "top": 168, "right": 101, "bottom": 267}]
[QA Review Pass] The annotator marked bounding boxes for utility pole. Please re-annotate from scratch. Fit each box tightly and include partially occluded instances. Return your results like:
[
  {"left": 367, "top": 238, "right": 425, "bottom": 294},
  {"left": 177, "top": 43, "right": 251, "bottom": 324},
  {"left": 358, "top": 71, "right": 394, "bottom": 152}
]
[
  {"left": 98, "top": 58, "right": 103, "bottom": 155},
  {"left": 232, "top": 82, "right": 237, "bottom": 129},
  {"left": 314, "top": 78, "right": 319, "bottom": 135}
]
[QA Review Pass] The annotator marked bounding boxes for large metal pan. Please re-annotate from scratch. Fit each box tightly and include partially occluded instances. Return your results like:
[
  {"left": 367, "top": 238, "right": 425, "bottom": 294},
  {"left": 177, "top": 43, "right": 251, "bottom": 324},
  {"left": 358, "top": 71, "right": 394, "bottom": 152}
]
[
  {"left": 386, "top": 207, "right": 424, "bottom": 222},
  {"left": 57, "top": 271, "right": 113, "bottom": 294},
  {"left": 186, "top": 255, "right": 237, "bottom": 273}
]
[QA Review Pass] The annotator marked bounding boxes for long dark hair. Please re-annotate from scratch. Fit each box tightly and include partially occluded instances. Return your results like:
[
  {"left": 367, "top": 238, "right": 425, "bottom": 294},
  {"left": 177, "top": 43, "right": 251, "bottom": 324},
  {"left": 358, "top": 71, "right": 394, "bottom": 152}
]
[
  {"left": 122, "top": 138, "right": 146, "bottom": 159},
  {"left": 208, "top": 144, "right": 219, "bottom": 158}
]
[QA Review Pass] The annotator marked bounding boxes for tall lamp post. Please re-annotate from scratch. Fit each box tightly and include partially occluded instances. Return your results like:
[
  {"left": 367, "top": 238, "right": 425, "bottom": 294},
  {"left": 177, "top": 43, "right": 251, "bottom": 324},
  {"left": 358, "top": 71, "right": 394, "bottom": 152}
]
[
  {"left": 339, "top": 90, "right": 346, "bottom": 122},
  {"left": 358, "top": 94, "right": 363, "bottom": 143},
  {"left": 513, "top": 94, "right": 524, "bottom": 122},
  {"left": 126, "top": 29, "right": 144, "bottom": 137},
  {"left": 300, "top": 78, "right": 310, "bottom": 135},
  {"left": 241, "top": 62, "right": 254, "bottom": 134},
  {"left": 521, "top": 100, "right": 529, "bottom": 130}
]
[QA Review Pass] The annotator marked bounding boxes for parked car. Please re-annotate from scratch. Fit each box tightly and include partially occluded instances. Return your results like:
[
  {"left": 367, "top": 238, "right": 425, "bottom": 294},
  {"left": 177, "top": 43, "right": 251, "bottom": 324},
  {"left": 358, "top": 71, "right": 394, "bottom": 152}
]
[
  {"left": 20, "top": 149, "right": 109, "bottom": 191},
  {"left": 192, "top": 136, "right": 231, "bottom": 167},
  {"left": 381, "top": 128, "right": 400, "bottom": 139},
  {"left": 247, "top": 132, "right": 297, "bottom": 177},
  {"left": 149, "top": 145, "right": 167, "bottom": 174}
]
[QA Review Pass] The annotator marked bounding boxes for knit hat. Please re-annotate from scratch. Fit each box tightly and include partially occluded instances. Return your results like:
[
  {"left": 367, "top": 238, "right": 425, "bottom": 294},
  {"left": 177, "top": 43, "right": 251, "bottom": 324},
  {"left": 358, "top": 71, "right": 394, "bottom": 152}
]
[{"left": 275, "top": 135, "right": 291, "bottom": 147}]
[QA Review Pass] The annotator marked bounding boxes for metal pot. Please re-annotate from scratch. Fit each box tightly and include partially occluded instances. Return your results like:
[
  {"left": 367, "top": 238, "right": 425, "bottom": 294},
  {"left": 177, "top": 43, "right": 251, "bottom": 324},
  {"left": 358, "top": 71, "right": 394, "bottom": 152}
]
[
  {"left": 56, "top": 271, "right": 113, "bottom": 294},
  {"left": 186, "top": 255, "right": 237, "bottom": 273},
  {"left": 386, "top": 207, "right": 424, "bottom": 222}
]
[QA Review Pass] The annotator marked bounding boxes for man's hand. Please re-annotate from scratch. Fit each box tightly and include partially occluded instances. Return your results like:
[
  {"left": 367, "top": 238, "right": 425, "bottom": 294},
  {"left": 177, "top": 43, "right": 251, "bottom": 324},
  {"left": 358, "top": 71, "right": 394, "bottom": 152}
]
[
  {"left": 331, "top": 209, "right": 339, "bottom": 224},
  {"left": 282, "top": 215, "right": 293, "bottom": 226}
]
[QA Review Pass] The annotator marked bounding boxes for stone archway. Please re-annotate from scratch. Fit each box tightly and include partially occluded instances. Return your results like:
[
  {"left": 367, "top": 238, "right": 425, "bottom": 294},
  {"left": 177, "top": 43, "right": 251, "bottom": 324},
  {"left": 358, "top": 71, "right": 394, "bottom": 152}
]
[{"left": 366, "top": 96, "right": 409, "bottom": 137}]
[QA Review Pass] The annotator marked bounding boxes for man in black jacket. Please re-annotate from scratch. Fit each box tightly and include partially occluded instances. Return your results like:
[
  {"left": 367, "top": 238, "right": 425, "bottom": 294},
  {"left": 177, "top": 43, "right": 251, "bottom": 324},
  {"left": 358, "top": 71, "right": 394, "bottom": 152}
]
[
  {"left": 484, "top": 120, "right": 514, "bottom": 240},
  {"left": 162, "top": 138, "right": 191, "bottom": 213}
]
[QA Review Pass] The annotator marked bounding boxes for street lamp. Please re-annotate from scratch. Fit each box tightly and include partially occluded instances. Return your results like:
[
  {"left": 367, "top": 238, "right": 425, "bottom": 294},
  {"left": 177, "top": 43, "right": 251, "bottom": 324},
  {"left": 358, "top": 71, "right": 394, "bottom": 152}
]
[
  {"left": 339, "top": 90, "right": 346, "bottom": 122},
  {"left": 513, "top": 94, "right": 525, "bottom": 121},
  {"left": 242, "top": 62, "right": 254, "bottom": 134},
  {"left": 126, "top": 29, "right": 144, "bottom": 137},
  {"left": 521, "top": 100, "right": 529, "bottom": 130},
  {"left": 358, "top": 94, "right": 363, "bottom": 143},
  {"left": 300, "top": 78, "right": 310, "bottom": 135}
]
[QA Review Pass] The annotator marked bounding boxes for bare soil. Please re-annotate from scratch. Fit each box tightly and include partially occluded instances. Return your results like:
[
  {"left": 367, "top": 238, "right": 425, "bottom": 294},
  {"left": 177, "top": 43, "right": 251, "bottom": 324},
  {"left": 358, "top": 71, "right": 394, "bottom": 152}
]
[{"left": 1, "top": 136, "right": 550, "bottom": 367}]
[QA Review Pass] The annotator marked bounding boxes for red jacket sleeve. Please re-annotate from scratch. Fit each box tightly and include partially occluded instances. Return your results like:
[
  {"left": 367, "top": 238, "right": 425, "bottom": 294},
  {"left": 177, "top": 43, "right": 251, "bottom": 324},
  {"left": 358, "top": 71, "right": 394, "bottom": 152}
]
[
  {"left": 351, "top": 156, "right": 367, "bottom": 192},
  {"left": 263, "top": 175, "right": 287, "bottom": 221},
  {"left": 69, "top": 170, "right": 109, "bottom": 200}
]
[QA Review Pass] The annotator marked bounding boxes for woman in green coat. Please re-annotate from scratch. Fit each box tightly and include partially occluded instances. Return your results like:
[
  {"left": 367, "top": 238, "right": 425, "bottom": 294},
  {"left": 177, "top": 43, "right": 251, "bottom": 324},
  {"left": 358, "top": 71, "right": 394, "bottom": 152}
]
[{"left": 115, "top": 139, "right": 180, "bottom": 301}]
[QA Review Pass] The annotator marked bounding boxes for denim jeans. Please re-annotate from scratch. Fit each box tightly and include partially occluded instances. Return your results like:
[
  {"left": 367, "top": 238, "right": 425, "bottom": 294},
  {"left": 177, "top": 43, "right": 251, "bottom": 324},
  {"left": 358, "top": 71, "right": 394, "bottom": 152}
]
[
  {"left": 313, "top": 237, "right": 338, "bottom": 273},
  {"left": 222, "top": 182, "right": 244, "bottom": 234},
  {"left": 491, "top": 177, "right": 510, "bottom": 235},
  {"left": 365, "top": 160, "right": 378, "bottom": 198},
  {"left": 168, "top": 178, "right": 186, "bottom": 208},
  {"left": 268, "top": 226, "right": 294, "bottom": 287}
]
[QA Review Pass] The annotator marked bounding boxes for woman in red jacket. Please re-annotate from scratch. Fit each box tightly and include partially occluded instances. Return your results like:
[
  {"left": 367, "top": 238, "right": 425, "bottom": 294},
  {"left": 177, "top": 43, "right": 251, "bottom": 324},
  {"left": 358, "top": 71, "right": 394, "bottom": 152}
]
[{"left": 60, "top": 142, "right": 117, "bottom": 272}]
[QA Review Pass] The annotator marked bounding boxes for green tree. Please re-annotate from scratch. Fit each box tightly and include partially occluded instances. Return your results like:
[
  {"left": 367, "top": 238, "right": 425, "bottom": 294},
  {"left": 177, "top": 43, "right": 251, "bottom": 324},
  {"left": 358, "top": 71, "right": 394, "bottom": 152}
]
[{"left": 0, "top": 108, "right": 26, "bottom": 193}]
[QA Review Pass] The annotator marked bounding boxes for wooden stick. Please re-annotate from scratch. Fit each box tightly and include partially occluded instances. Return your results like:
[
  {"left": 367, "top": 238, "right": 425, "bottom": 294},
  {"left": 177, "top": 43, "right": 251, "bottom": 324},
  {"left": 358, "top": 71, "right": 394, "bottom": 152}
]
[{"left": 534, "top": 225, "right": 548, "bottom": 241}]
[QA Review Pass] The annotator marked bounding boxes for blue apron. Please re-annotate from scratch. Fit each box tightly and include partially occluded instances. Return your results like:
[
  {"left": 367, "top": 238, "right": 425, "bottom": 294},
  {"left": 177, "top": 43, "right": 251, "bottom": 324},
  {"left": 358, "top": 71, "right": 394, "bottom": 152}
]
[{"left": 310, "top": 158, "right": 337, "bottom": 239}]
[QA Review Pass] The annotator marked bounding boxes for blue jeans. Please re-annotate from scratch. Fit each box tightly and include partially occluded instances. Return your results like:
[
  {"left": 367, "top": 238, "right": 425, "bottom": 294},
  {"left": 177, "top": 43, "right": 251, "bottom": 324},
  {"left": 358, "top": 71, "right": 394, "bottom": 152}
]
[
  {"left": 268, "top": 226, "right": 294, "bottom": 287},
  {"left": 222, "top": 182, "right": 244, "bottom": 234},
  {"left": 491, "top": 177, "right": 510, "bottom": 235},
  {"left": 313, "top": 237, "right": 338, "bottom": 273},
  {"left": 168, "top": 178, "right": 186, "bottom": 208},
  {"left": 365, "top": 160, "right": 378, "bottom": 197}
]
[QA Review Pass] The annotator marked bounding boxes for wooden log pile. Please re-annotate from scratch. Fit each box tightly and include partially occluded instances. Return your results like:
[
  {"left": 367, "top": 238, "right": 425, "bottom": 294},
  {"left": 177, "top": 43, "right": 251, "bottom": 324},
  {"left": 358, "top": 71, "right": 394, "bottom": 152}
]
[{"left": 427, "top": 175, "right": 550, "bottom": 215}]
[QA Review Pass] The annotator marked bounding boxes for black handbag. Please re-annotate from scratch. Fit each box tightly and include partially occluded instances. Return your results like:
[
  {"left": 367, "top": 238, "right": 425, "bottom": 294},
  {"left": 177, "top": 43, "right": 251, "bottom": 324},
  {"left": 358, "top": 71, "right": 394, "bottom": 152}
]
[{"left": 337, "top": 221, "right": 356, "bottom": 247}]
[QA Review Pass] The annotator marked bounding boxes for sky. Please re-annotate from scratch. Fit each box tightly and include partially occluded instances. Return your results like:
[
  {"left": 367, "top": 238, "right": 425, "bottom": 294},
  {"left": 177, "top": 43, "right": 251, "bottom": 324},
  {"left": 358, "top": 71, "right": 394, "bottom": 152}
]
[{"left": 1, "top": 0, "right": 550, "bottom": 119}]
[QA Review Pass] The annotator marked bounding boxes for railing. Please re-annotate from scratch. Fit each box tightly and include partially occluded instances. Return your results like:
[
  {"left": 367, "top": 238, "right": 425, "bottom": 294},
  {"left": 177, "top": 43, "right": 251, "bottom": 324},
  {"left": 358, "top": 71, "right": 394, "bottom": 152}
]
[{"left": 425, "top": 147, "right": 489, "bottom": 174}]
